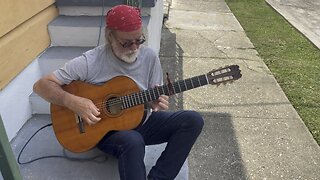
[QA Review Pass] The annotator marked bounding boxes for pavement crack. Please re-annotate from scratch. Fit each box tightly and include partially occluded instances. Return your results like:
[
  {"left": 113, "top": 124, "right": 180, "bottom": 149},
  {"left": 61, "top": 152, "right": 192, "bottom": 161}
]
[
  {"left": 196, "top": 31, "right": 230, "bottom": 59},
  {"left": 242, "top": 60, "right": 259, "bottom": 73}
]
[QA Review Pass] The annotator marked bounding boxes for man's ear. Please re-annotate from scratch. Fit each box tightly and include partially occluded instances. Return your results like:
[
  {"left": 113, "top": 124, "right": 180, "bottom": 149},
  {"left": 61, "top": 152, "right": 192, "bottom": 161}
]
[{"left": 105, "top": 28, "right": 112, "bottom": 43}]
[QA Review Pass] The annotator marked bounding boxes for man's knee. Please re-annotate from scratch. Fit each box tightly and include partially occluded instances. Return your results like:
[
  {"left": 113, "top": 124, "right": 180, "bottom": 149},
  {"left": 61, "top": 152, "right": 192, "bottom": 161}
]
[
  {"left": 181, "top": 111, "right": 204, "bottom": 131},
  {"left": 97, "top": 130, "right": 145, "bottom": 157},
  {"left": 121, "top": 130, "right": 145, "bottom": 151}
]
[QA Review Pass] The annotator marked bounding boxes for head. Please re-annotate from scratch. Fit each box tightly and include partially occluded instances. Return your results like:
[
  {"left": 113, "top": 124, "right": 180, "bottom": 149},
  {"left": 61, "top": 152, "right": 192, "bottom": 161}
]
[{"left": 105, "top": 5, "right": 145, "bottom": 63}]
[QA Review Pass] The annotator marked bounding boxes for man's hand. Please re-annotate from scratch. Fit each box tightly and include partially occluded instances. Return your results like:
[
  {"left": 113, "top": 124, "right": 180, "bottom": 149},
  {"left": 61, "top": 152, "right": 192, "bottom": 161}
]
[
  {"left": 151, "top": 94, "right": 169, "bottom": 112},
  {"left": 66, "top": 95, "right": 101, "bottom": 125},
  {"left": 33, "top": 73, "right": 101, "bottom": 125}
]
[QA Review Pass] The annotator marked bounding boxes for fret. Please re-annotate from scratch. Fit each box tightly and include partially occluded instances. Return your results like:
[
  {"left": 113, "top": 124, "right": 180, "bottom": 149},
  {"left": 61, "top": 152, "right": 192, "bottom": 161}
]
[
  {"left": 136, "top": 92, "right": 141, "bottom": 105},
  {"left": 190, "top": 78, "right": 194, "bottom": 88},
  {"left": 127, "top": 95, "right": 132, "bottom": 107},
  {"left": 147, "top": 90, "right": 152, "bottom": 101},
  {"left": 126, "top": 95, "right": 131, "bottom": 108},
  {"left": 130, "top": 94, "right": 135, "bottom": 107},
  {"left": 172, "top": 83, "right": 176, "bottom": 94},
  {"left": 177, "top": 82, "right": 182, "bottom": 93},
  {"left": 133, "top": 93, "right": 137, "bottom": 106},
  {"left": 151, "top": 89, "right": 157, "bottom": 100},
  {"left": 141, "top": 90, "right": 146, "bottom": 103},
  {"left": 197, "top": 76, "right": 201, "bottom": 87},
  {"left": 156, "top": 87, "right": 161, "bottom": 97},
  {"left": 135, "top": 93, "right": 140, "bottom": 105},
  {"left": 140, "top": 92, "right": 145, "bottom": 105},
  {"left": 171, "top": 83, "right": 176, "bottom": 93},
  {"left": 161, "top": 85, "right": 168, "bottom": 95},
  {"left": 191, "top": 76, "right": 200, "bottom": 88},
  {"left": 179, "top": 80, "right": 186, "bottom": 92},
  {"left": 130, "top": 94, "right": 134, "bottom": 107},
  {"left": 160, "top": 86, "right": 165, "bottom": 95},
  {"left": 163, "top": 85, "right": 169, "bottom": 96},
  {"left": 186, "top": 79, "right": 193, "bottom": 90},
  {"left": 182, "top": 80, "right": 187, "bottom": 91},
  {"left": 200, "top": 75, "right": 208, "bottom": 85},
  {"left": 124, "top": 96, "right": 129, "bottom": 108},
  {"left": 122, "top": 96, "right": 125, "bottom": 109},
  {"left": 120, "top": 97, "right": 125, "bottom": 109},
  {"left": 144, "top": 90, "right": 148, "bottom": 103}
]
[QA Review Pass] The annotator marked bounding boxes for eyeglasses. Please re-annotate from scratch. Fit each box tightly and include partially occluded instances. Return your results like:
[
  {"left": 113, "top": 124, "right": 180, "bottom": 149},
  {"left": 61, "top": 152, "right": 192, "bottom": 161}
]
[{"left": 114, "top": 34, "right": 146, "bottom": 48}]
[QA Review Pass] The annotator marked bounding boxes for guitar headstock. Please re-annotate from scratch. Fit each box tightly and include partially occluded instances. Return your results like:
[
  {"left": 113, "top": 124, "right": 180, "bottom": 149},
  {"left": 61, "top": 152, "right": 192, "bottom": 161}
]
[{"left": 206, "top": 65, "right": 242, "bottom": 85}]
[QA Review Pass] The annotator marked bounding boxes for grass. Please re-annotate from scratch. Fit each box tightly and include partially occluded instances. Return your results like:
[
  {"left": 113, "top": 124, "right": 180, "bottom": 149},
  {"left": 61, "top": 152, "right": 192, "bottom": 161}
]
[{"left": 225, "top": 0, "right": 320, "bottom": 145}]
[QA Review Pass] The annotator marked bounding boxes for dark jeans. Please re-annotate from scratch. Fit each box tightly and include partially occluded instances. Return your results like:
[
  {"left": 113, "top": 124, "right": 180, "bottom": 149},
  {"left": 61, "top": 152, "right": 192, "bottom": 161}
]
[{"left": 97, "top": 110, "right": 204, "bottom": 180}]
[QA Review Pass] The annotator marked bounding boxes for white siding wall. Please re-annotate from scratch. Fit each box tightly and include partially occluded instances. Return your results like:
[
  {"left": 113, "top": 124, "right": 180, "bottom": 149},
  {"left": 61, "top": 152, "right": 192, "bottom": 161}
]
[{"left": 0, "top": 59, "right": 41, "bottom": 141}]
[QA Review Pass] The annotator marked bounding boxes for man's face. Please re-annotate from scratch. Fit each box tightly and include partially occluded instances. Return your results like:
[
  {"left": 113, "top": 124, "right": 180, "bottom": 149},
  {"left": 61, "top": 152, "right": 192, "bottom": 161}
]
[{"left": 109, "top": 28, "right": 145, "bottom": 63}]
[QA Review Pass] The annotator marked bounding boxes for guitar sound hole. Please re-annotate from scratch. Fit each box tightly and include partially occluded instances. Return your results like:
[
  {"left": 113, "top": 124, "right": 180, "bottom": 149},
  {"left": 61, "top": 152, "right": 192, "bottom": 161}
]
[{"left": 106, "top": 97, "right": 122, "bottom": 115}]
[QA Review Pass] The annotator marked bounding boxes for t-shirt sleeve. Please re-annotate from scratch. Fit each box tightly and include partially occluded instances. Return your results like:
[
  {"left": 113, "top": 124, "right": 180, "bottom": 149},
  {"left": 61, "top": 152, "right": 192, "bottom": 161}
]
[{"left": 53, "top": 55, "right": 88, "bottom": 85}]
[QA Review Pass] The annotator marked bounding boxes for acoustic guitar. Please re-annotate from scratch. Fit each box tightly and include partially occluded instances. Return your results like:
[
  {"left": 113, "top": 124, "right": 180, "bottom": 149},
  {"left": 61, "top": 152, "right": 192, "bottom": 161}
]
[{"left": 51, "top": 65, "right": 242, "bottom": 152}]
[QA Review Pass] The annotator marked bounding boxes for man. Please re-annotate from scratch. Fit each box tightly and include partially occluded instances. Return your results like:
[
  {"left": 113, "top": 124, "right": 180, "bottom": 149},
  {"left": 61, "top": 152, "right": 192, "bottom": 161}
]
[{"left": 34, "top": 5, "right": 204, "bottom": 180}]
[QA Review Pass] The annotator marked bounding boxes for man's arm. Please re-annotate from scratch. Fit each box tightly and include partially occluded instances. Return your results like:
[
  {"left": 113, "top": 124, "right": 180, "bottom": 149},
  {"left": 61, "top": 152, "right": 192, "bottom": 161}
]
[
  {"left": 33, "top": 74, "right": 69, "bottom": 106},
  {"left": 33, "top": 74, "right": 101, "bottom": 125}
]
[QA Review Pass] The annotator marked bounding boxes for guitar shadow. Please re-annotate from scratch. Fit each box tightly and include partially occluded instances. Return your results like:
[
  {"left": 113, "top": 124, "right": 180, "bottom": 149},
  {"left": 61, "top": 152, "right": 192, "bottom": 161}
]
[
  {"left": 190, "top": 111, "right": 248, "bottom": 179},
  {"left": 159, "top": 24, "right": 185, "bottom": 111},
  {"left": 159, "top": 24, "right": 248, "bottom": 179}
]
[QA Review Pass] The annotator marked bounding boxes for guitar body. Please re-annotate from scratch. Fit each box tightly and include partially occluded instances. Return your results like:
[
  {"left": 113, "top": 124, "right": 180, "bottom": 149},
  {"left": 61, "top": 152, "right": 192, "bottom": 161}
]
[{"left": 51, "top": 76, "right": 144, "bottom": 153}]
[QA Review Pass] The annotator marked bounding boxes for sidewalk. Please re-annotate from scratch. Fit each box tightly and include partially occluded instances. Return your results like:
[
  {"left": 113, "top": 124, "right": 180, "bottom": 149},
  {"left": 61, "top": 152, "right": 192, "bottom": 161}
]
[
  {"left": 160, "top": 0, "right": 320, "bottom": 179},
  {"left": 266, "top": 0, "right": 320, "bottom": 50}
]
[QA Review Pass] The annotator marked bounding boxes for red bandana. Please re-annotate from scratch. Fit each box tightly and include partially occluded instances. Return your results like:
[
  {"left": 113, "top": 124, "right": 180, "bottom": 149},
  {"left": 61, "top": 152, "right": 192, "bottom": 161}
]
[{"left": 106, "top": 5, "right": 142, "bottom": 32}]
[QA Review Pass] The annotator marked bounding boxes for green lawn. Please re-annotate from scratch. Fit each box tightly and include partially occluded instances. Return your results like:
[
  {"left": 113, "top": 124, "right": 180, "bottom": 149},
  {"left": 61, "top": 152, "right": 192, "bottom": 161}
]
[{"left": 225, "top": 0, "right": 320, "bottom": 145}]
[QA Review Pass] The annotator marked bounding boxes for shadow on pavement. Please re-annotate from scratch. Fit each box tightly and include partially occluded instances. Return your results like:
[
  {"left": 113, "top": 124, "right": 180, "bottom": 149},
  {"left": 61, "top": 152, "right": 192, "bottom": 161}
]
[{"left": 159, "top": 24, "right": 248, "bottom": 179}]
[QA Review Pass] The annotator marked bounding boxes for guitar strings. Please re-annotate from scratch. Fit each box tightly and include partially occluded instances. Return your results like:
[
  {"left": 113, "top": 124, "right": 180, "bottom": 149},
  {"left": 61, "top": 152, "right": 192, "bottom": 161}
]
[
  {"left": 92, "top": 79, "right": 205, "bottom": 111},
  {"left": 93, "top": 74, "right": 209, "bottom": 110},
  {"left": 95, "top": 78, "right": 206, "bottom": 109},
  {"left": 92, "top": 69, "right": 232, "bottom": 109},
  {"left": 93, "top": 89, "right": 148, "bottom": 110},
  {"left": 72, "top": 69, "right": 236, "bottom": 114}
]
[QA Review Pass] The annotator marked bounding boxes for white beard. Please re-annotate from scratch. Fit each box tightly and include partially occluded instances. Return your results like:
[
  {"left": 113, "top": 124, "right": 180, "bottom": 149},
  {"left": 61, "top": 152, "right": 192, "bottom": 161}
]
[
  {"left": 110, "top": 40, "right": 140, "bottom": 64},
  {"left": 117, "top": 49, "right": 139, "bottom": 63}
]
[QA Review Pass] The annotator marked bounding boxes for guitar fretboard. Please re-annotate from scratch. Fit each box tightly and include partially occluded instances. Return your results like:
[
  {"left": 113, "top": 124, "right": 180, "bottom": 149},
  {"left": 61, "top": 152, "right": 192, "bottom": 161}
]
[{"left": 119, "top": 74, "right": 208, "bottom": 109}]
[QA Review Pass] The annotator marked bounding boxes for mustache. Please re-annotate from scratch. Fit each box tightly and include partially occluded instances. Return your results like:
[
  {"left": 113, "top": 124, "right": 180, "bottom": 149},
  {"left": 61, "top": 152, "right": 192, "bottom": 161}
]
[{"left": 127, "top": 49, "right": 139, "bottom": 55}]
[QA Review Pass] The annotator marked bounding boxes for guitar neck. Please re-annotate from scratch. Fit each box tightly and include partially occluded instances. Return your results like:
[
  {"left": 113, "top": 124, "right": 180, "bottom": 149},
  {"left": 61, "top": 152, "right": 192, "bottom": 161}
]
[{"left": 120, "top": 74, "right": 208, "bottom": 109}]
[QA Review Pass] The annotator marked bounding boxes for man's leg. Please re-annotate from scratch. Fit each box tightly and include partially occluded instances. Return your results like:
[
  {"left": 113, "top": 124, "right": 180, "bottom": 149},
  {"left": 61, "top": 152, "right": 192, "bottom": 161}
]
[
  {"left": 137, "top": 110, "right": 204, "bottom": 180},
  {"left": 97, "top": 130, "right": 146, "bottom": 180}
]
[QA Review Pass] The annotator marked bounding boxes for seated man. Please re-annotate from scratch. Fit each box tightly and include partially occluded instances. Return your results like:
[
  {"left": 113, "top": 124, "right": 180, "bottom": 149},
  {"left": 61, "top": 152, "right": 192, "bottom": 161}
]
[{"left": 33, "top": 5, "right": 204, "bottom": 180}]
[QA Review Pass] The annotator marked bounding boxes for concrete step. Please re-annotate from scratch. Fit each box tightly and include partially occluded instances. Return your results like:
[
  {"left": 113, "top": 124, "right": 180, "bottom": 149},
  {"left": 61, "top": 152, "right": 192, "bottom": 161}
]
[
  {"left": 58, "top": 6, "right": 152, "bottom": 17},
  {"left": 55, "top": 0, "right": 156, "bottom": 7},
  {"left": 38, "top": 46, "right": 93, "bottom": 76},
  {"left": 29, "top": 92, "right": 50, "bottom": 114},
  {"left": 11, "top": 114, "right": 188, "bottom": 179},
  {"left": 31, "top": 46, "right": 93, "bottom": 114},
  {"left": 49, "top": 15, "right": 150, "bottom": 47}
]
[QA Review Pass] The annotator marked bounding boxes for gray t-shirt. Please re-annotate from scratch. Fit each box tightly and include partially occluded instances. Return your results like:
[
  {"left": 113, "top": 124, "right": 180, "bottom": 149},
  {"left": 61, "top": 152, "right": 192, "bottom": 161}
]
[
  {"left": 54, "top": 44, "right": 163, "bottom": 88},
  {"left": 53, "top": 44, "right": 163, "bottom": 122}
]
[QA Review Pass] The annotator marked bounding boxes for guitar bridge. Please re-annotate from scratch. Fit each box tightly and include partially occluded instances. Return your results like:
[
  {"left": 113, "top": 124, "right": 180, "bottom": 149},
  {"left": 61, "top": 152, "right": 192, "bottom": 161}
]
[{"left": 75, "top": 114, "right": 85, "bottom": 134}]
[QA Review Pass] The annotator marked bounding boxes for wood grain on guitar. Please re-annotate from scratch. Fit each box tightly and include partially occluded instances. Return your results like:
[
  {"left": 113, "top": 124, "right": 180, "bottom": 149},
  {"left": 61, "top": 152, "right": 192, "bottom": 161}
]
[{"left": 51, "top": 65, "right": 242, "bottom": 152}]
